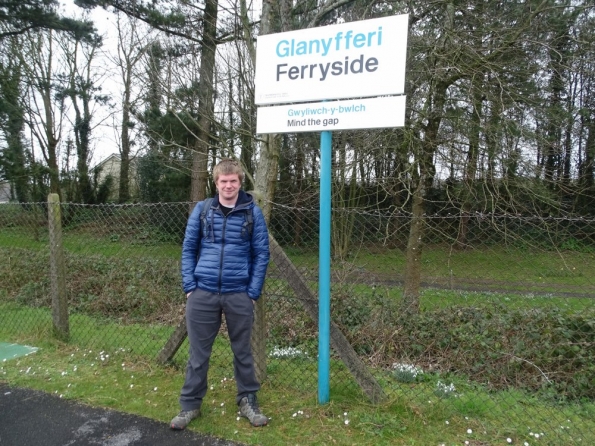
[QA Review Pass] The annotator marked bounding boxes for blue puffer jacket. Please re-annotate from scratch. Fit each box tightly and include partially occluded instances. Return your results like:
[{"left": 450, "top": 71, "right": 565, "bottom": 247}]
[{"left": 181, "top": 190, "right": 270, "bottom": 299}]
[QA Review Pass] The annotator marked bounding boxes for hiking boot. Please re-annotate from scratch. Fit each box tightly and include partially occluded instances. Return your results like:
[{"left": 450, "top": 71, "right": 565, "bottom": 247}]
[
  {"left": 170, "top": 408, "right": 200, "bottom": 430},
  {"left": 238, "top": 394, "right": 268, "bottom": 427}
]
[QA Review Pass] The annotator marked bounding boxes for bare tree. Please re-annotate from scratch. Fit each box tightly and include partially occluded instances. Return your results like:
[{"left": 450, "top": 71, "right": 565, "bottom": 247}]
[
  {"left": 58, "top": 26, "right": 107, "bottom": 203},
  {"left": 18, "top": 29, "right": 66, "bottom": 196},
  {"left": 110, "top": 13, "right": 153, "bottom": 202}
]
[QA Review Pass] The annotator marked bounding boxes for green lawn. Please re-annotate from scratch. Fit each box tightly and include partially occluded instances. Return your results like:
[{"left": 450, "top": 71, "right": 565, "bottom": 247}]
[
  {"left": 2, "top": 302, "right": 595, "bottom": 446},
  {"left": 2, "top": 225, "right": 595, "bottom": 444},
  {"left": 3, "top": 225, "right": 595, "bottom": 292}
]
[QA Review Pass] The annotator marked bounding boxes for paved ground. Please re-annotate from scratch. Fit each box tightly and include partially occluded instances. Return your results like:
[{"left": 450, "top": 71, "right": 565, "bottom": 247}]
[{"left": 0, "top": 383, "right": 245, "bottom": 446}]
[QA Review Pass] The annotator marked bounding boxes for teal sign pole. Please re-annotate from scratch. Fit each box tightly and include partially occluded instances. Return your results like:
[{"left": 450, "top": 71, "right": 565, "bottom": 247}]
[{"left": 318, "top": 130, "right": 332, "bottom": 404}]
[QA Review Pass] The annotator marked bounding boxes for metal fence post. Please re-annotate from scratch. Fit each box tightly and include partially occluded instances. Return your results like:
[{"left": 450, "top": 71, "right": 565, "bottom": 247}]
[{"left": 48, "top": 193, "right": 69, "bottom": 341}]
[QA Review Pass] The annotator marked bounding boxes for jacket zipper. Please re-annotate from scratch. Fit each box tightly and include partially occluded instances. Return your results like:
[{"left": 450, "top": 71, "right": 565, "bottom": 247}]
[{"left": 218, "top": 216, "right": 227, "bottom": 294}]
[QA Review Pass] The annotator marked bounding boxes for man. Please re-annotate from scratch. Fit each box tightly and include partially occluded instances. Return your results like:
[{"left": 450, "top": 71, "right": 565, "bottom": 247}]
[{"left": 171, "top": 159, "right": 270, "bottom": 429}]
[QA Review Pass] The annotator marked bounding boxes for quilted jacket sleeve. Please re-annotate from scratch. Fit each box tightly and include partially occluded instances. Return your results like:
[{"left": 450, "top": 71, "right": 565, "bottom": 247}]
[
  {"left": 247, "top": 205, "right": 270, "bottom": 299},
  {"left": 180, "top": 202, "right": 203, "bottom": 293}
]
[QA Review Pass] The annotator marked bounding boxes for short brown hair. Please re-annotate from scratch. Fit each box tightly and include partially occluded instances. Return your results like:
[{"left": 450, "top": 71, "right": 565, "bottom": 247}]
[{"left": 213, "top": 158, "right": 245, "bottom": 183}]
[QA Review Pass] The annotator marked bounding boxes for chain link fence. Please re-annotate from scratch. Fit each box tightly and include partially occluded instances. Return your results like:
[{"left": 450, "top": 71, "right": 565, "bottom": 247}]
[{"left": 1, "top": 201, "right": 595, "bottom": 442}]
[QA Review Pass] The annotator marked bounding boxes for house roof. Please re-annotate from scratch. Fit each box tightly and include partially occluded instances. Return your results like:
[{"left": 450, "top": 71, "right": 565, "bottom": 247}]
[{"left": 92, "top": 153, "right": 121, "bottom": 171}]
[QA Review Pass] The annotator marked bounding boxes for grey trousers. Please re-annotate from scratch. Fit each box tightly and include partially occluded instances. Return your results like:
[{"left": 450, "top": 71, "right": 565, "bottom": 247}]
[{"left": 179, "top": 289, "right": 260, "bottom": 411}]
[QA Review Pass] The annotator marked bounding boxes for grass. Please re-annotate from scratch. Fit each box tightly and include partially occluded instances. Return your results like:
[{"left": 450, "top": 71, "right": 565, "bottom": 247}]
[
  {"left": 354, "top": 246, "right": 595, "bottom": 293},
  {"left": 2, "top": 221, "right": 595, "bottom": 443},
  {"left": 0, "top": 226, "right": 181, "bottom": 259},
  {"left": 2, "top": 225, "right": 595, "bottom": 295},
  {"left": 2, "top": 304, "right": 595, "bottom": 446},
  {"left": 419, "top": 288, "right": 595, "bottom": 313}
]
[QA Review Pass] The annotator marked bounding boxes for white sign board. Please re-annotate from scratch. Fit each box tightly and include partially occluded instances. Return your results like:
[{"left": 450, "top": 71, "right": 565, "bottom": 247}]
[
  {"left": 257, "top": 96, "right": 406, "bottom": 134},
  {"left": 254, "top": 15, "right": 408, "bottom": 105}
]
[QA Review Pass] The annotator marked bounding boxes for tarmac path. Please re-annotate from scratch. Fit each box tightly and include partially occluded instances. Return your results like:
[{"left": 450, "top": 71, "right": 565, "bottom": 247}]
[{"left": 0, "top": 383, "right": 244, "bottom": 446}]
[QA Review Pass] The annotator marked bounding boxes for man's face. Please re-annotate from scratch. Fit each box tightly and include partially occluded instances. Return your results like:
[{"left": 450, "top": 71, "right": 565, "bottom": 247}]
[{"left": 216, "top": 173, "right": 241, "bottom": 204}]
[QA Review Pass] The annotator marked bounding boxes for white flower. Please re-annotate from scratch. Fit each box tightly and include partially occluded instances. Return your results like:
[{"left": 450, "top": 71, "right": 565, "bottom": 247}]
[
  {"left": 445, "top": 421, "right": 449, "bottom": 425},
  {"left": 434, "top": 381, "right": 456, "bottom": 398},
  {"left": 344, "top": 419, "right": 349, "bottom": 425},
  {"left": 467, "top": 429, "right": 472, "bottom": 434},
  {"left": 269, "top": 346, "right": 308, "bottom": 359},
  {"left": 507, "top": 439, "right": 512, "bottom": 443},
  {"left": 392, "top": 363, "right": 423, "bottom": 382}
]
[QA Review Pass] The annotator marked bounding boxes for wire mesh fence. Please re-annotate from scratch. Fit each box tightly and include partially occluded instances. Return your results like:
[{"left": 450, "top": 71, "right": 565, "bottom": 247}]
[{"left": 1, "top": 200, "right": 595, "bottom": 443}]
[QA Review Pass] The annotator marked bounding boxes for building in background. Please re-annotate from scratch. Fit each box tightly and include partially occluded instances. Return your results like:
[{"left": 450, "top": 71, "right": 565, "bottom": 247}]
[
  {"left": 92, "top": 153, "right": 139, "bottom": 202},
  {"left": 0, "top": 182, "right": 10, "bottom": 203}
]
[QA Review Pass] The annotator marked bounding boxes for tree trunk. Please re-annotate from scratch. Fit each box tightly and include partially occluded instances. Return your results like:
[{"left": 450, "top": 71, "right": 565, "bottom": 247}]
[
  {"left": 190, "top": 0, "right": 218, "bottom": 202},
  {"left": 401, "top": 177, "right": 424, "bottom": 314},
  {"left": 119, "top": 62, "right": 133, "bottom": 203},
  {"left": 456, "top": 84, "right": 482, "bottom": 248}
]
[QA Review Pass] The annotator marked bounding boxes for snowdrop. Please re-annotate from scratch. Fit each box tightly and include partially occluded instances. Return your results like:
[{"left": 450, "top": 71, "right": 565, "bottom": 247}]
[
  {"left": 392, "top": 363, "right": 423, "bottom": 383},
  {"left": 269, "top": 346, "right": 308, "bottom": 359},
  {"left": 434, "top": 381, "right": 457, "bottom": 398}
]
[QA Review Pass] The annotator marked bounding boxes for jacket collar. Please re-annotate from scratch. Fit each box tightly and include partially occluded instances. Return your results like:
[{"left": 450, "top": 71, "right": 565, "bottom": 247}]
[{"left": 213, "top": 190, "right": 252, "bottom": 209}]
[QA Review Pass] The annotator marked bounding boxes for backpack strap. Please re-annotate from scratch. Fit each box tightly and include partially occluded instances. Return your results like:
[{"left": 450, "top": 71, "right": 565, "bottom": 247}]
[
  {"left": 245, "top": 206, "right": 253, "bottom": 237},
  {"left": 200, "top": 197, "right": 214, "bottom": 237}
]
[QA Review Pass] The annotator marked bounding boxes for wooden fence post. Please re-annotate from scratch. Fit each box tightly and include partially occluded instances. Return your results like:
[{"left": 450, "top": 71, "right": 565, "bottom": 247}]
[
  {"left": 268, "top": 234, "right": 386, "bottom": 403},
  {"left": 252, "top": 294, "right": 267, "bottom": 383},
  {"left": 48, "top": 193, "right": 69, "bottom": 341}
]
